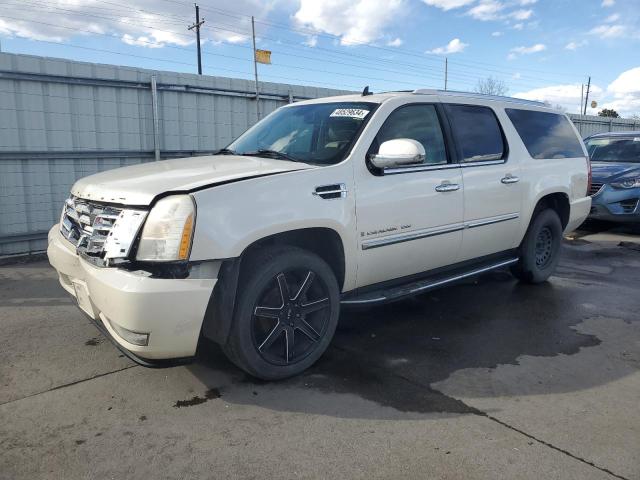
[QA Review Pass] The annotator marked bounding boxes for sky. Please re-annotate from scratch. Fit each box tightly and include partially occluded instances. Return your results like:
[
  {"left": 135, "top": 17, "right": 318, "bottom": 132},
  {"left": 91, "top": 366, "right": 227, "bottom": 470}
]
[{"left": 0, "top": 0, "right": 639, "bottom": 116}]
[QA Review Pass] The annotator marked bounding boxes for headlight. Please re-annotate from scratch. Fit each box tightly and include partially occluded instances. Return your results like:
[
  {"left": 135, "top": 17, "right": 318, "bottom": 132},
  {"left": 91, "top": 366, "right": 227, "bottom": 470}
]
[
  {"left": 136, "top": 195, "right": 195, "bottom": 262},
  {"left": 611, "top": 178, "right": 640, "bottom": 189}
]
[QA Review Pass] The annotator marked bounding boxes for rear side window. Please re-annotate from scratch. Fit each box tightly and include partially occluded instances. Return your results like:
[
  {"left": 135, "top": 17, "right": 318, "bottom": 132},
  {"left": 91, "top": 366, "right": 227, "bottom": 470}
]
[
  {"left": 445, "top": 104, "right": 505, "bottom": 162},
  {"left": 505, "top": 109, "right": 584, "bottom": 159}
]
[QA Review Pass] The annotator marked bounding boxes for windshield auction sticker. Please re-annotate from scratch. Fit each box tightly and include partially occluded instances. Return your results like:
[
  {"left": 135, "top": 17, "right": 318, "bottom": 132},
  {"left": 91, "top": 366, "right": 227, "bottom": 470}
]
[{"left": 330, "top": 108, "right": 370, "bottom": 119}]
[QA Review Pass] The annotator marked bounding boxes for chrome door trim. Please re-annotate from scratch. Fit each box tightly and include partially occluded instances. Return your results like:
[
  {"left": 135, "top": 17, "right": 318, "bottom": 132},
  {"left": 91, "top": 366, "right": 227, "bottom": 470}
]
[
  {"left": 341, "top": 257, "right": 519, "bottom": 305},
  {"left": 466, "top": 212, "right": 519, "bottom": 229},
  {"left": 383, "top": 163, "right": 460, "bottom": 175},
  {"left": 361, "top": 223, "right": 465, "bottom": 250},
  {"left": 360, "top": 213, "right": 519, "bottom": 250},
  {"left": 460, "top": 159, "right": 506, "bottom": 167}
]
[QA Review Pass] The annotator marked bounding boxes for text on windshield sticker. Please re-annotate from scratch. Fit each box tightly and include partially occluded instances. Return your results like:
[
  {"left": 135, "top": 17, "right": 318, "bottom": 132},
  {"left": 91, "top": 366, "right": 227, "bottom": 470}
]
[{"left": 330, "top": 108, "right": 370, "bottom": 119}]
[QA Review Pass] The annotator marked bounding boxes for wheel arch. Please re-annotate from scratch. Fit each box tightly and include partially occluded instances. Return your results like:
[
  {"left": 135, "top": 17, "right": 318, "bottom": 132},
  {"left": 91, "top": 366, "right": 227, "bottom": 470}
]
[
  {"left": 532, "top": 192, "right": 571, "bottom": 230},
  {"left": 200, "top": 227, "right": 346, "bottom": 347}
]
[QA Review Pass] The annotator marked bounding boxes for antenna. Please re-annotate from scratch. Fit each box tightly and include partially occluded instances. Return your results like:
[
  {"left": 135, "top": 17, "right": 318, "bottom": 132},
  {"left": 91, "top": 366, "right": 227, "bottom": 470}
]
[{"left": 362, "top": 86, "right": 371, "bottom": 96}]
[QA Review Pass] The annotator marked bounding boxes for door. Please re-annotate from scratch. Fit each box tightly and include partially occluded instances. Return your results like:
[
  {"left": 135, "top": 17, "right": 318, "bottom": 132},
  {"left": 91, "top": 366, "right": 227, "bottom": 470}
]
[
  {"left": 354, "top": 103, "right": 464, "bottom": 288},
  {"left": 444, "top": 103, "right": 522, "bottom": 261}
]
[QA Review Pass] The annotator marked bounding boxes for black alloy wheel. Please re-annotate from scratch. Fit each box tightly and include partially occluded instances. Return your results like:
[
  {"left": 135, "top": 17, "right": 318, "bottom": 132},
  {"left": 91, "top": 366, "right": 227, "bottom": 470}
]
[
  {"left": 252, "top": 269, "right": 331, "bottom": 365},
  {"left": 223, "top": 246, "right": 340, "bottom": 380}
]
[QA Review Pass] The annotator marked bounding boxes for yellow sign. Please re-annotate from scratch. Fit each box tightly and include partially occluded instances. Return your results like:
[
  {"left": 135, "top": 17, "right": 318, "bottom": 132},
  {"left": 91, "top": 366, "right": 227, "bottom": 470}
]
[{"left": 255, "top": 49, "right": 271, "bottom": 64}]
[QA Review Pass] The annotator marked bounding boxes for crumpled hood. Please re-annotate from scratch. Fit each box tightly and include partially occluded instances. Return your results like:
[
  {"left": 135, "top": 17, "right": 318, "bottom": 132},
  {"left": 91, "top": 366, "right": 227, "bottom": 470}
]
[
  {"left": 71, "top": 155, "right": 314, "bottom": 205},
  {"left": 591, "top": 161, "right": 640, "bottom": 183}
]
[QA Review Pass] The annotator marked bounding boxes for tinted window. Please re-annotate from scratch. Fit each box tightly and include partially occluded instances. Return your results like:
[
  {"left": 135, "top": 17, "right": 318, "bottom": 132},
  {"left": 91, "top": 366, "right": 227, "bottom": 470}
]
[
  {"left": 445, "top": 104, "right": 505, "bottom": 162},
  {"left": 585, "top": 136, "right": 640, "bottom": 163},
  {"left": 372, "top": 104, "right": 447, "bottom": 165},
  {"left": 506, "top": 109, "right": 584, "bottom": 159}
]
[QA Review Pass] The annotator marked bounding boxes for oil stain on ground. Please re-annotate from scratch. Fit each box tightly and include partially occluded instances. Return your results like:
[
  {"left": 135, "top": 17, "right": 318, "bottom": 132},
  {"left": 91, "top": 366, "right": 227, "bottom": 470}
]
[{"left": 173, "top": 388, "right": 221, "bottom": 408}]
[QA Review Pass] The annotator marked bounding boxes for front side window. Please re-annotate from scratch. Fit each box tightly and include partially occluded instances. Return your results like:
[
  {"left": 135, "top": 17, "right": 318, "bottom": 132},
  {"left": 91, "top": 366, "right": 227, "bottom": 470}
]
[
  {"left": 585, "top": 136, "right": 640, "bottom": 163},
  {"left": 370, "top": 104, "right": 448, "bottom": 166},
  {"left": 227, "top": 102, "right": 376, "bottom": 165},
  {"left": 506, "top": 108, "right": 584, "bottom": 159},
  {"left": 445, "top": 104, "right": 505, "bottom": 162}
]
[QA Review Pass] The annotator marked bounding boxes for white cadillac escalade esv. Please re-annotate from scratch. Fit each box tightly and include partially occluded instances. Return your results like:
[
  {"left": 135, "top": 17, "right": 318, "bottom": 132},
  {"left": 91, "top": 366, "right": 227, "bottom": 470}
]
[{"left": 48, "top": 89, "right": 592, "bottom": 379}]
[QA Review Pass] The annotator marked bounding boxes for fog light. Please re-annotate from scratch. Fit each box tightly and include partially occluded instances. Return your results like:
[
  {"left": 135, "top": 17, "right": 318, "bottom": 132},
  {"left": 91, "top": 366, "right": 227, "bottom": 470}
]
[{"left": 107, "top": 318, "right": 149, "bottom": 346}]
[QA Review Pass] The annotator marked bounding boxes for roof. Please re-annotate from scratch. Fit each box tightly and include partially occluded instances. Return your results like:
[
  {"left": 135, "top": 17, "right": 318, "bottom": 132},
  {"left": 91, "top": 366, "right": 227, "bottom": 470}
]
[
  {"left": 585, "top": 131, "right": 640, "bottom": 139},
  {"left": 290, "top": 88, "right": 550, "bottom": 108}
]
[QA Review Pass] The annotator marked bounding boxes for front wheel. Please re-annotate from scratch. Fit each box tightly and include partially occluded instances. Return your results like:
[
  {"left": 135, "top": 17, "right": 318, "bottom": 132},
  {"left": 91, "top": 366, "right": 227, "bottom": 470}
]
[
  {"left": 511, "top": 208, "right": 563, "bottom": 284},
  {"left": 223, "top": 246, "right": 340, "bottom": 380}
]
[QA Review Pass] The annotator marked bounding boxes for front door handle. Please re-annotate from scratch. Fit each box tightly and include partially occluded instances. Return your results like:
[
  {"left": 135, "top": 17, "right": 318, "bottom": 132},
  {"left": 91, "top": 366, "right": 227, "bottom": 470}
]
[
  {"left": 501, "top": 174, "right": 520, "bottom": 184},
  {"left": 435, "top": 183, "right": 460, "bottom": 192}
]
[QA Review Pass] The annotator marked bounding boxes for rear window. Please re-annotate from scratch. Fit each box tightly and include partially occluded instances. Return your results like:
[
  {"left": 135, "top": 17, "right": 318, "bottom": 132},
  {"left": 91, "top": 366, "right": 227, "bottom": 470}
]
[
  {"left": 505, "top": 109, "right": 584, "bottom": 159},
  {"left": 444, "top": 104, "right": 505, "bottom": 162}
]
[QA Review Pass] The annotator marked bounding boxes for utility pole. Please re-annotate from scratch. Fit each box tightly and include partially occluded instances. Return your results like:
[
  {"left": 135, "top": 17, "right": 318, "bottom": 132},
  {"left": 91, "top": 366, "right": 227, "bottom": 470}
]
[
  {"left": 444, "top": 57, "right": 448, "bottom": 91},
  {"left": 188, "top": 4, "right": 204, "bottom": 75},
  {"left": 583, "top": 76, "right": 591, "bottom": 115},
  {"left": 251, "top": 16, "right": 260, "bottom": 120}
]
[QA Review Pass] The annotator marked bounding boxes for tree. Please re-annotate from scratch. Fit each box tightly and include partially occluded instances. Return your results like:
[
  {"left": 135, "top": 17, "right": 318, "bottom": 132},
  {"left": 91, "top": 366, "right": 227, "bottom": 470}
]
[
  {"left": 598, "top": 108, "right": 619, "bottom": 118},
  {"left": 474, "top": 76, "right": 508, "bottom": 96}
]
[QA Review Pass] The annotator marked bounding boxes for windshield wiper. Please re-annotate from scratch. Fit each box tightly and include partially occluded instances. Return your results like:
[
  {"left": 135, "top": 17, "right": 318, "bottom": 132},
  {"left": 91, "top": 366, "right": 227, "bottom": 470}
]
[
  {"left": 215, "top": 148, "right": 237, "bottom": 155},
  {"left": 241, "top": 149, "right": 299, "bottom": 162}
]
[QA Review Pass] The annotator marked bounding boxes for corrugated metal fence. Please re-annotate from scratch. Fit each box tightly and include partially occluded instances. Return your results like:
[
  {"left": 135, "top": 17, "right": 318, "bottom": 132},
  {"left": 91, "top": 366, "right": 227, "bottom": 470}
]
[
  {"left": 0, "top": 52, "right": 349, "bottom": 255},
  {"left": 568, "top": 113, "right": 640, "bottom": 138}
]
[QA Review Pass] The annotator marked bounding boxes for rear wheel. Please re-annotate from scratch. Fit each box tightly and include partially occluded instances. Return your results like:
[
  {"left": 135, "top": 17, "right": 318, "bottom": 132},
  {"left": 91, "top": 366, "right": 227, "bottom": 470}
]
[
  {"left": 511, "top": 208, "right": 563, "bottom": 284},
  {"left": 223, "top": 246, "right": 340, "bottom": 380}
]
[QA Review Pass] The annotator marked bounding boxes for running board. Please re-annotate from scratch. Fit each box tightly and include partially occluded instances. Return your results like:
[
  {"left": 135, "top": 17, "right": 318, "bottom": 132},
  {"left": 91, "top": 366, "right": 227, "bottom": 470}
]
[{"left": 341, "top": 257, "right": 519, "bottom": 305}]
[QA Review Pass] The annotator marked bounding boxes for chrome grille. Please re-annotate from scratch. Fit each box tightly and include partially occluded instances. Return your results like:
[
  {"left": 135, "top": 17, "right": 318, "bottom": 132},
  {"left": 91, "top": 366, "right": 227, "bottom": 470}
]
[
  {"left": 589, "top": 182, "right": 604, "bottom": 196},
  {"left": 60, "top": 197, "right": 122, "bottom": 256}
]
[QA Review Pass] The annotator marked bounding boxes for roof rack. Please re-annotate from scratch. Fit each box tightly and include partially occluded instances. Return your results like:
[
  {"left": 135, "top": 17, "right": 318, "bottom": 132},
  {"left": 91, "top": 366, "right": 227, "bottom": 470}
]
[{"left": 412, "top": 89, "right": 547, "bottom": 107}]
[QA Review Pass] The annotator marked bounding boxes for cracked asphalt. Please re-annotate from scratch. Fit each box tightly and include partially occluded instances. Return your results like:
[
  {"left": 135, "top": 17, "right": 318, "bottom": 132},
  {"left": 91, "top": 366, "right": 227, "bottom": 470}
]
[{"left": 1, "top": 229, "right": 639, "bottom": 479}]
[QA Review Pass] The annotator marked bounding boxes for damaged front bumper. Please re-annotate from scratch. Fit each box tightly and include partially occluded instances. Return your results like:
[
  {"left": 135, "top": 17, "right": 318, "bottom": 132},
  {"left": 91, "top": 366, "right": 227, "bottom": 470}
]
[{"left": 47, "top": 225, "right": 217, "bottom": 363}]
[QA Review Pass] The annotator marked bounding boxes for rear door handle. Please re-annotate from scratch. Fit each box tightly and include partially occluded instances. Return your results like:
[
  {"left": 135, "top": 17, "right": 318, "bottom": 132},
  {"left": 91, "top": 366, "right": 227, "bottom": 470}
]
[
  {"left": 501, "top": 175, "right": 520, "bottom": 184},
  {"left": 435, "top": 183, "right": 460, "bottom": 192}
]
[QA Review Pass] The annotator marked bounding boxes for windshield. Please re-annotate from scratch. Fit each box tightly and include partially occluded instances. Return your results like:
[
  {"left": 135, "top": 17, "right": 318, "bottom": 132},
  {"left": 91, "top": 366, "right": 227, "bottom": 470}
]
[
  {"left": 226, "top": 102, "right": 376, "bottom": 165},
  {"left": 585, "top": 136, "right": 640, "bottom": 163}
]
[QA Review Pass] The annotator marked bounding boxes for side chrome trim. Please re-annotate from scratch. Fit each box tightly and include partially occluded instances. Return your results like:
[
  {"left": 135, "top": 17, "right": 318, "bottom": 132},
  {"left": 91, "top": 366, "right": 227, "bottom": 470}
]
[
  {"left": 361, "top": 223, "right": 465, "bottom": 250},
  {"left": 460, "top": 159, "right": 506, "bottom": 167},
  {"left": 341, "top": 258, "right": 519, "bottom": 305},
  {"left": 466, "top": 212, "right": 520, "bottom": 229},
  {"left": 383, "top": 163, "right": 459, "bottom": 175},
  {"left": 360, "top": 213, "right": 519, "bottom": 250}
]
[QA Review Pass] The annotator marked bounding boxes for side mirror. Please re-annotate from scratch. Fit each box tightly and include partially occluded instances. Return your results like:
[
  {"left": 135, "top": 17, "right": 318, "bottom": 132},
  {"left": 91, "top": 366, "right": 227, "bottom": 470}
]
[{"left": 369, "top": 138, "right": 425, "bottom": 169}]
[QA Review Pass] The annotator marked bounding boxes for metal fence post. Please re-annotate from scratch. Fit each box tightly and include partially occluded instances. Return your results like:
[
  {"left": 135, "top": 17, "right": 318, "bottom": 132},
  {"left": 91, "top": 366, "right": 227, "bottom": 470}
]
[{"left": 151, "top": 75, "right": 161, "bottom": 161}]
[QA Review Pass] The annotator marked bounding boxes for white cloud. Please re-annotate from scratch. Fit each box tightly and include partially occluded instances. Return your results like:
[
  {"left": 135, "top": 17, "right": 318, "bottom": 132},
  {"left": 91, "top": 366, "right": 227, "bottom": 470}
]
[
  {"left": 387, "top": 37, "right": 403, "bottom": 47},
  {"left": 519, "top": 0, "right": 537, "bottom": 4},
  {"left": 303, "top": 35, "right": 318, "bottom": 47},
  {"left": 508, "top": 43, "right": 546, "bottom": 59},
  {"left": 565, "top": 40, "right": 588, "bottom": 50},
  {"left": 0, "top": 0, "right": 270, "bottom": 48},
  {"left": 514, "top": 84, "right": 604, "bottom": 114},
  {"left": 491, "top": 31, "right": 503, "bottom": 36},
  {"left": 590, "top": 24, "right": 626, "bottom": 38},
  {"left": 510, "top": 9, "right": 533, "bottom": 20},
  {"left": 605, "top": 13, "right": 620, "bottom": 22},
  {"left": 421, "top": 0, "right": 475, "bottom": 10},
  {"left": 601, "top": 0, "right": 615, "bottom": 6},
  {"left": 467, "top": 0, "right": 505, "bottom": 21},
  {"left": 512, "top": 23, "right": 524, "bottom": 30},
  {"left": 294, "top": 0, "right": 404, "bottom": 46},
  {"left": 427, "top": 38, "right": 469, "bottom": 54},
  {"left": 513, "top": 67, "right": 640, "bottom": 117}
]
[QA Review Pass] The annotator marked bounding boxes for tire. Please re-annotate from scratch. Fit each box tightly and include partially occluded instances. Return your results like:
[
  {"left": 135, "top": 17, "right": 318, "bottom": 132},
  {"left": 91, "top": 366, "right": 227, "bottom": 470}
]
[
  {"left": 511, "top": 208, "right": 563, "bottom": 284},
  {"left": 223, "top": 246, "right": 340, "bottom": 380}
]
